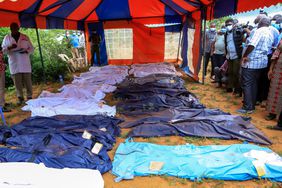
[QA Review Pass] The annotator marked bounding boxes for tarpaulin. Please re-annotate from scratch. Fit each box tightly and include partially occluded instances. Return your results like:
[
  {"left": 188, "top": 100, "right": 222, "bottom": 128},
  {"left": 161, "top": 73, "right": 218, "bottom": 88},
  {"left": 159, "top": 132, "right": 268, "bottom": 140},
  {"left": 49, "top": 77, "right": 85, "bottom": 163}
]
[
  {"left": 112, "top": 140, "right": 282, "bottom": 182},
  {"left": 1, "top": 115, "right": 122, "bottom": 149},
  {"left": 0, "top": 115, "right": 123, "bottom": 174},
  {"left": 115, "top": 72, "right": 204, "bottom": 115},
  {"left": 124, "top": 115, "right": 272, "bottom": 145},
  {"left": 0, "top": 146, "right": 112, "bottom": 174}
]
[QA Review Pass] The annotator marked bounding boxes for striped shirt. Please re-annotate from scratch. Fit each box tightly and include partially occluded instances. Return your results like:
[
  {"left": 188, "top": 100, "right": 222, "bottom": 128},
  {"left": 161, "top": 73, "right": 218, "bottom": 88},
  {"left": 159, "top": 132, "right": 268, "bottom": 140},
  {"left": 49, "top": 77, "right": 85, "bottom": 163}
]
[{"left": 242, "top": 27, "right": 273, "bottom": 69}]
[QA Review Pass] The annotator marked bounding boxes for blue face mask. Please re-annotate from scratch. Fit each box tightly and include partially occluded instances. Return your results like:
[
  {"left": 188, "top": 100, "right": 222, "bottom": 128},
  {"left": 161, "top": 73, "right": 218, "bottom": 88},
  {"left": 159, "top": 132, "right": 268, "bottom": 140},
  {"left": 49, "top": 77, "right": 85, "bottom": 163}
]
[
  {"left": 272, "top": 23, "right": 280, "bottom": 31},
  {"left": 210, "top": 28, "right": 216, "bottom": 32},
  {"left": 221, "top": 28, "right": 227, "bottom": 33}
]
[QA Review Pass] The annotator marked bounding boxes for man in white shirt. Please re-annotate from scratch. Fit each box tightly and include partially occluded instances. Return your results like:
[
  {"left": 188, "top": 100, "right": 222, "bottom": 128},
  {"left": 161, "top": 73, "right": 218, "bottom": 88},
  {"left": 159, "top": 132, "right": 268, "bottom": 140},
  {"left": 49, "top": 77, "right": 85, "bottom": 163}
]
[
  {"left": 1, "top": 23, "right": 34, "bottom": 105},
  {"left": 237, "top": 18, "right": 273, "bottom": 114}
]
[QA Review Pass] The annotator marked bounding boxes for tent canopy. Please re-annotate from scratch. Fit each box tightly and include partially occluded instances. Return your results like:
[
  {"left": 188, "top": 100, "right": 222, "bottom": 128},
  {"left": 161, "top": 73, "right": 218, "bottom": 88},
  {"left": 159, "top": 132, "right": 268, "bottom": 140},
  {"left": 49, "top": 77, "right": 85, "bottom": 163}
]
[
  {"left": 1, "top": 0, "right": 280, "bottom": 29},
  {"left": 0, "top": 0, "right": 206, "bottom": 29},
  {"left": 0, "top": 0, "right": 280, "bottom": 81}
]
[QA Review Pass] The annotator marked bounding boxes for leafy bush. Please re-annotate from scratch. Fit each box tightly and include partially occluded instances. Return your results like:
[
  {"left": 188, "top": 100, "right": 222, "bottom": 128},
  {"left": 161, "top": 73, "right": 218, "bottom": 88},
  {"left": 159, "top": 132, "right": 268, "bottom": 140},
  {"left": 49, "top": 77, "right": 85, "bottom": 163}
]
[{"left": 0, "top": 27, "right": 72, "bottom": 87}]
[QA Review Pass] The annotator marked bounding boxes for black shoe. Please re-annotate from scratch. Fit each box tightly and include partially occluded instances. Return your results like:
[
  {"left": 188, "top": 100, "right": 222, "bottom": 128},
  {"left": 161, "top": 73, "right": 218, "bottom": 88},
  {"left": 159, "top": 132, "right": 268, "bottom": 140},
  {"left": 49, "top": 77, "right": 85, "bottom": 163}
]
[
  {"left": 226, "top": 88, "right": 233, "bottom": 93},
  {"left": 265, "top": 113, "right": 276, "bottom": 121},
  {"left": 4, "top": 103, "right": 12, "bottom": 107},
  {"left": 17, "top": 97, "right": 24, "bottom": 105},
  {"left": 2, "top": 106, "right": 11, "bottom": 113},
  {"left": 267, "top": 126, "right": 282, "bottom": 131},
  {"left": 235, "top": 93, "right": 242, "bottom": 98}
]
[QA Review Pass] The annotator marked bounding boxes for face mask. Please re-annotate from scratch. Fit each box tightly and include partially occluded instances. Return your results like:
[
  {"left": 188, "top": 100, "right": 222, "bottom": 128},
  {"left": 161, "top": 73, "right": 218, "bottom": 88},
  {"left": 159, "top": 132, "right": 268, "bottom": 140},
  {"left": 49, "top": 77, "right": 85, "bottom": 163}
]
[
  {"left": 272, "top": 23, "right": 280, "bottom": 31},
  {"left": 220, "top": 28, "right": 227, "bottom": 33},
  {"left": 210, "top": 28, "right": 216, "bottom": 32},
  {"left": 226, "top": 25, "right": 233, "bottom": 31}
]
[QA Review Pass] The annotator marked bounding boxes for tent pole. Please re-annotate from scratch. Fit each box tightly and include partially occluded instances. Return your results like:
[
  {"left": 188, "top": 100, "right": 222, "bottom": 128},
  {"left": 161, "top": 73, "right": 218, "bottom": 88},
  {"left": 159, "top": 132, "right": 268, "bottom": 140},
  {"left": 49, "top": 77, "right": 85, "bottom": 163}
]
[
  {"left": 201, "top": 8, "right": 207, "bottom": 85},
  {"left": 176, "top": 26, "right": 183, "bottom": 65},
  {"left": 35, "top": 26, "right": 46, "bottom": 83}
]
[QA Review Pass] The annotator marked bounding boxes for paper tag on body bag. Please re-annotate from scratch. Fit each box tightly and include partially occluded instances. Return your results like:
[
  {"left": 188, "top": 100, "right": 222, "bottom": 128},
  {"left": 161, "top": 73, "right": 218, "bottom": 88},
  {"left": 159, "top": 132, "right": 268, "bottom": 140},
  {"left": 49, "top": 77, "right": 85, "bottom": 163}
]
[
  {"left": 91, "top": 143, "right": 103, "bottom": 154},
  {"left": 99, "top": 128, "right": 107, "bottom": 132},
  {"left": 149, "top": 161, "right": 164, "bottom": 171},
  {"left": 252, "top": 160, "right": 266, "bottom": 177},
  {"left": 82, "top": 130, "right": 92, "bottom": 140}
]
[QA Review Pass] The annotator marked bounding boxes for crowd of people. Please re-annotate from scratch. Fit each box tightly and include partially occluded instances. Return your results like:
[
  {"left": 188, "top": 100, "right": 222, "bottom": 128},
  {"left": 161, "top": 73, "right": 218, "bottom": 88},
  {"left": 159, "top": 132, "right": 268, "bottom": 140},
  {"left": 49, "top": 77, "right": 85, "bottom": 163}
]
[{"left": 205, "top": 11, "right": 282, "bottom": 129}]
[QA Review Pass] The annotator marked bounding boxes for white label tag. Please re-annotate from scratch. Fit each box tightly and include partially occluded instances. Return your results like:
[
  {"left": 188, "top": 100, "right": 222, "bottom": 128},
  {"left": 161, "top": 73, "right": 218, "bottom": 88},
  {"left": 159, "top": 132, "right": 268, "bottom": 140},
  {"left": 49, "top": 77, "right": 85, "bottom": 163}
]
[
  {"left": 149, "top": 161, "right": 164, "bottom": 171},
  {"left": 99, "top": 128, "right": 107, "bottom": 132},
  {"left": 82, "top": 130, "right": 92, "bottom": 140},
  {"left": 91, "top": 143, "right": 103, "bottom": 154},
  {"left": 252, "top": 160, "right": 266, "bottom": 177}
]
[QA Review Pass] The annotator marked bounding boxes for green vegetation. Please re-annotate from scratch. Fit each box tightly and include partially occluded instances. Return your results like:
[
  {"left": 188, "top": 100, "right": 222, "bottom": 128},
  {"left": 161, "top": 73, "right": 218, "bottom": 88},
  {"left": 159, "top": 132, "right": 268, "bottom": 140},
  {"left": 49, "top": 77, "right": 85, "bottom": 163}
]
[{"left": 0, "top": 27, "right": 72, "bottom": 87}]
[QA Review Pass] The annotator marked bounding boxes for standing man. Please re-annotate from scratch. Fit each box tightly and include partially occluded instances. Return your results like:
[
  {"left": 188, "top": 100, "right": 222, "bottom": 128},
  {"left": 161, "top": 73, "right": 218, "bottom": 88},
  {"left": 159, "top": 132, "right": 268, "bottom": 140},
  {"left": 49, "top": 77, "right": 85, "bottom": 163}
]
[
  {"left": 224, "top": 18, "right": 244, "bottom": 94},
  {"left": 89, "top": 30, "right": 101, "bottom": 66},
  {"left": 204, "top": 22, "right": 217, "bottom": 79},
  {"left": 69, "top": 32, "right": 80, "bottom": 58},
  {"left": 211, "top": 25, "right": 226, "bottom": 72},
  {"left": 1, "top": 23, "right": 34, "bottom": 105},
  {"left": 237, "top": 18, "right": 273, "bottom": 114}
]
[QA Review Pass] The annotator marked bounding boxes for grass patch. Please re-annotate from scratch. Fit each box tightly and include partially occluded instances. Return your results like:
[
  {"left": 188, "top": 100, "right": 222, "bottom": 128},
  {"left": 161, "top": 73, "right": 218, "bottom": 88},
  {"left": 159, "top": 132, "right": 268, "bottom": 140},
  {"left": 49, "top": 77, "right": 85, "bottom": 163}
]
[
  {"left": 226, "top": 95, "right": 232, "bottom": 101},
  {"left": 164, "top": 138, "right": 171, "bottom": 144},
  {"left": 184, "top": 136, "right": 206, "bottom": 144},
  {"left": 212, "top": 180, "right": 225, "bottom": 188},
  {"left": 269, "top": 182, "right": 280, "bottom": 188},
  {"left": 177, "top": 178, "right": 188, "bottom": 185},
  {"left": 276, "top": 151, "right": 282, "bottom": 157},
  {"left": 119, "top": 132, "right": 128, "bottom": 139},
  {"left": 210, "top": 95, "right": 220, "bottom": 102},
  {"left": 167, "top": 177, "right": 177, "bottom": 186},
  {"left": 147, "top": 137, "right": 158, "bottom": 143},
  {"left": 209, "top": 138, "right": 222, "bottom": 145},
  {"left": 231, "top": 100, "right": 239, "bottom": 105},
  {"left": 190, "top": 86, "right": 199, "bottom": 90}
]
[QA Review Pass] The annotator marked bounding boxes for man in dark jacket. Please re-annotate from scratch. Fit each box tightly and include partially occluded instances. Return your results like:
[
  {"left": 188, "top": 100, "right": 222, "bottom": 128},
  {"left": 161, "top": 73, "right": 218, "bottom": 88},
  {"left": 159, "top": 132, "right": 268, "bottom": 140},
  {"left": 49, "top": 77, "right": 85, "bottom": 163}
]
[
  {"left": 224, "top": 18, "right": 244, "bottom": 94},
  {"left": 89, "top": 30, "right": 101, "bottom": 66}
]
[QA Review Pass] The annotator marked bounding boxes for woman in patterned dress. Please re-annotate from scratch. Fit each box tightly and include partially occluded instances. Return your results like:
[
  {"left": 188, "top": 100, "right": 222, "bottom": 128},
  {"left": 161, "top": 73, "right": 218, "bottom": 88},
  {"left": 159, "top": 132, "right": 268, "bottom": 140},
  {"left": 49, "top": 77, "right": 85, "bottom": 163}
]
[{"left": 266, "top": 39, "right": 282, "bottom": 129}]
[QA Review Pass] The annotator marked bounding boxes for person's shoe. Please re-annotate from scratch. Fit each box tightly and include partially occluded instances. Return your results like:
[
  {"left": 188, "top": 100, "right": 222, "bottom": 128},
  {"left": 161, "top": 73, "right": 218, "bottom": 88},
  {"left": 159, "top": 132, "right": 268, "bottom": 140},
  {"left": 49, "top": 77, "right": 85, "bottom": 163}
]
[
  {"left": 260, "top": 101, "right": 266, "bottom": 108},
  {"left": 17, "top": 97, "right": 24, "bottom": 106},
  {"left": 226, "top": 88, "right": 233, "bottom": 93},
  {"left": 211, "top": 75, "right": 215, "bottom": 79},
  {"left": 2, "top": 106, "right": 11, "bottom": 113},
  {"left": 215, "top": 83, "right": 222, "bottom": 88},
  {"left": 255, "top": 101, "right": 261, "bottom": 106},
  {"left": 267, "top": 126, "right": 282, "bottom": 131},
  {"left": 265, "top": 113, "right": 276, "bottom": 121},
  {"left": 211, "top": 80, "right": 217, "bottom": 83},
  {"left": 4, "top": 103, "right": 12, "bottom": 107},
  {"left": 235, "top": 93, "right": 242, "bottom": 98},
  {"left": 237, "top": 108, "right": 254, "bottom": 114}
]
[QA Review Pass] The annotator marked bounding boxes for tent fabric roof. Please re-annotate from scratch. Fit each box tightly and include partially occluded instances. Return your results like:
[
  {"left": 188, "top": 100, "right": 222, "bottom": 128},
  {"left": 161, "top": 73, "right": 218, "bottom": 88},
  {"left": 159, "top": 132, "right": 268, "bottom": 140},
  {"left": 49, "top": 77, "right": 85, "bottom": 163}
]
[
  {"left": 0, "top": 0, "right": 202, "bottom": 29},
  {"left": 0, "top": 0, "right": 280, "bottom": 29}
]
